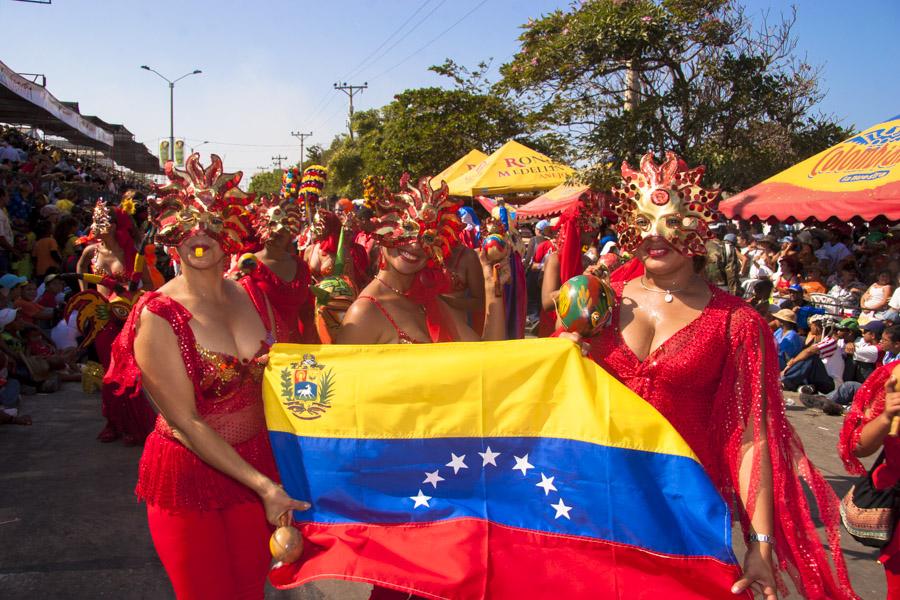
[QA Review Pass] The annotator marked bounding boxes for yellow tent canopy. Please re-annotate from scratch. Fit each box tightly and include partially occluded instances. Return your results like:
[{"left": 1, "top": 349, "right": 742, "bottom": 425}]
[
  {"left": 447, "top": 140, "right": 574, "bottom": 197},
  {"left": 430, "top": 149, "right": 488, "bottom": 190}
]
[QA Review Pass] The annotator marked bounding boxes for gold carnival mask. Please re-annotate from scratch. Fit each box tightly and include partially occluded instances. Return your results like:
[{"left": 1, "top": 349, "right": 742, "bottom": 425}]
[
  {"left": 252, "top": 196, "right": 303, "bottom": 243},
  {"left": 611, "top": 151, "right": 719, "bottom": 256},
  {"left": 150, "top": 153, "right": 250, "bottom": 254}
]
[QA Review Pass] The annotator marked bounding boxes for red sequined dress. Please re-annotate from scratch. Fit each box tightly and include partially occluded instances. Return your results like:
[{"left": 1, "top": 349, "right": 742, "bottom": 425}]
[
  {"left": 588, "top": 281, "right": 856, "bottom": 599},
  {"left": 243, "top": 256, "right": 316, "bottom": 344},
  {"left": 107, "top": 282, "right": 279, "bottom": 511},
  {"left": 92, "top": 249, "right": 157, "bottom": 444}
]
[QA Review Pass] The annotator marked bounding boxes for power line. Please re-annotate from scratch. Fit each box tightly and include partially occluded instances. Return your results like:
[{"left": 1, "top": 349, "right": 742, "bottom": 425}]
[
  {"left": 342, "top": 0, "right": 437, "bottom": 81},
  {"left": 303, "top": 0, "right": 444, "bottom": 131},
  {"left": 271, "top": 154, "right": 288, "bottom": 169},
  {"left": 345, "top": 0, "right": 447, "bottom": 81},
  {"left": 371, "top": 0, "right": 489, "bottom": 81}
]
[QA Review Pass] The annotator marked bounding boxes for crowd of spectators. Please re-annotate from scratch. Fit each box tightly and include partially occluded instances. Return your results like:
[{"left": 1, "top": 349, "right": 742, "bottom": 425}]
[{"left": 0, "top": 125, "right": 150, "bottom": 425}]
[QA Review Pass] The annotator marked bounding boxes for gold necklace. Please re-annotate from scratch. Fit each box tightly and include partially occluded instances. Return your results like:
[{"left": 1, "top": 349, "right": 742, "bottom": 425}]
[
  {"left": 639, "top": 276, "right": 692, "bottom": 303},
  {"left": 375, "top": 276, "right": 410, "bottom": 297},
  {"left": 374, "top": 277, "right": 426, "bottom": 314}
]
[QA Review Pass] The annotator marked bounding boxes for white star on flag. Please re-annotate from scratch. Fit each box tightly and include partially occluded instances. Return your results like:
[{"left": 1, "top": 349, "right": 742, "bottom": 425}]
[
  {"left": 512, "top": 454, "right": 534, "bottom": 476},
  {"left": 446, "top": 453, "right": 468, "bottom": 474},
  {"left": 536, "top": 473, "right": 557, "bottom": 496},
  {"left": 478, "top": 446, "right": 501, "bottom": 467},
  {"left": 551, "top": 498, "right": 572, "bottom": 520},
  {"left": 410, "top": 489, "right": 432, "bottom": 509},
  {"left": 423, "top": 470, "right": 445, "bottom": 488}
]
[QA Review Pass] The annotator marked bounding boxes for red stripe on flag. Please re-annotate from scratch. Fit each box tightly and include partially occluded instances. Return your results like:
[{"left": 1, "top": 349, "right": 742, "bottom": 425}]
[{"left": 270, "top": 520, "right": 749, "bottom": 599}]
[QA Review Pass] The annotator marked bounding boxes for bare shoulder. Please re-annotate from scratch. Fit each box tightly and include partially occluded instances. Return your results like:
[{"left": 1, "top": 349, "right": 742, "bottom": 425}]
[{"left": 336, "top": 294, "right": 390, "bottom": 344}]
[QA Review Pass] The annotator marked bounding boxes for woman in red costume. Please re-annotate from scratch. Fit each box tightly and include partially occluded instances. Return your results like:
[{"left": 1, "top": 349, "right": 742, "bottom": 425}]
[
  {"left": 564, "top": 152, "right": 856, "bottom": 599},
  {"left": 839, "top": 361, "right": 900, "bottom": 598},
  {"left": 74, "top": 197, "right": 156, "bottom": 444},
  {"left": 303, "top": 207, "right": 368, "bottom": 290},
  {"left": 241, "top": 195, "right": 315, "bottom": 343},
  {"left": 440, "top": 242, "right": 485, "bottom": 332},
  {"left": 337, "top": 175, "right": 508, "bottom": 345},
  {"left": 108, "top": 154, "right": 308, "bottom": 599},
  {"left": 337, "top": 174, "right": 508, "bottom": 600}
]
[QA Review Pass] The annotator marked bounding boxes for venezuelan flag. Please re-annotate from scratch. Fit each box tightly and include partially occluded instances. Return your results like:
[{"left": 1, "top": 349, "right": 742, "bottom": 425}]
[{"left": 264, "top": 339, "right": 747, "bottom": 599}]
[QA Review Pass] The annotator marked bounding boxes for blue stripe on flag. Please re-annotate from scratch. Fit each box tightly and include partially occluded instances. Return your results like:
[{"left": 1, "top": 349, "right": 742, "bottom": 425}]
[{"left": 269, "top": 433, "right": 735, "bottom": 563}]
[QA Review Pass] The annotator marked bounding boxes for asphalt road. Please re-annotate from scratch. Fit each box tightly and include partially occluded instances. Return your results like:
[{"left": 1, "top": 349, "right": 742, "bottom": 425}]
[{"left": 0, "top": 384, "right": 885, "bottom": 599}]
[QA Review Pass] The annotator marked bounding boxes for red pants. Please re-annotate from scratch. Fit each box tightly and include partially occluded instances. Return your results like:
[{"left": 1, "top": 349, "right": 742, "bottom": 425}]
[{"left": 147, "top": 501, "right": 272, "bottom": 600}]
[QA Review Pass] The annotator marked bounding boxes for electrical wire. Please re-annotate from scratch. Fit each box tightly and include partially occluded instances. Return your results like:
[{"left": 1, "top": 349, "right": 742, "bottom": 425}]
[{"left": 370, "top": 0, "right": 489, "bottom": 81}]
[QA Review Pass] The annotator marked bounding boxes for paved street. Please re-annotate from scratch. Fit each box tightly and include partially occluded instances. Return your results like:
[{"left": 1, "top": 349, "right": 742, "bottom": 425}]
[{"left": 0, "top": 384, "right": 885, "bottom": 599}]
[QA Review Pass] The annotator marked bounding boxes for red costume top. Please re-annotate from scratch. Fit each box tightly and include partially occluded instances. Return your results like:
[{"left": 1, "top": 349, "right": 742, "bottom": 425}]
[
  {"left": 588, "top": 281, "right": 856, "bottom": 599},
  {"left": 243, "top": 256, "right": 316, "bottom": 344},
  {"left": 110, "top": 283, "right": 279, "bottom": 511}
]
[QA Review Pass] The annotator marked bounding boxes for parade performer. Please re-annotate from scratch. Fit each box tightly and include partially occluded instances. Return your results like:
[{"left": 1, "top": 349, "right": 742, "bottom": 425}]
[
  {"left": 240, "top": 195, "right": 315, "bottom": 343},
  {"left": 303, "top": 207, "right": 368, "bottom": 289},
  {"left": 337, "top": 174, "right": 509, "bottom": 345},
  {"left": 539, "top": 199, "right": 602, "bottom": 337},
  {"left": 564, "top": 152, "right": 856, "bottom": 599},
  {"left": 839, "top": 362, "right": 900, "bottom": 598},
  {"left": 72, "top": 197, "right": 156, "bottom": 444},
  {"left": 107, "top": 154, "right": 308, "bottom": 599},
  {"left": 440, "top": 241, "right": 484, "bottom": 332}
]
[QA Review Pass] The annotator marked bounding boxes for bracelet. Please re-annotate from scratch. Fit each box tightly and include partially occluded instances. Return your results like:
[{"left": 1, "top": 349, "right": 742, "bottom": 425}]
[{"left": 748, "top": 533, "right": 775, "bottom": 546}]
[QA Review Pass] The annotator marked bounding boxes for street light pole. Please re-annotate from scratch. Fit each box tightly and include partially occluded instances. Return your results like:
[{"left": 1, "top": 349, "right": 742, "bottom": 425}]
[
  {"left": 140, "top": 65, "right": 203, "bottom": 161},
  {"left": 169, "top": 82, "right": 174, "bottom": 161}
]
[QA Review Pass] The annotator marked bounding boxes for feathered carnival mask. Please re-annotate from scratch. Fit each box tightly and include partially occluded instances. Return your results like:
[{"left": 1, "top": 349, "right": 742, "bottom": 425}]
[
  {"left": 88, "top": 196, "right": 137, "bottom": 244},
  {"left": 150, "top": 153, "right": 250, "bottom": 254},
  {"left": 610, "top": 151, "right": 719, "bottom": 256},
  {"left": 310, "top": 208, "right": 341, "bottom": 243},
  {"left": 370, "top": 174, "right": 462, "bottom": 265},
  {"left": 251, "top": 195, "right": 303, "bottom": 243}
]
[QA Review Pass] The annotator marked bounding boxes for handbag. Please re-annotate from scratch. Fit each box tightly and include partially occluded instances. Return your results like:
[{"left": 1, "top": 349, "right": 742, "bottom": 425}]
[{"left": 840, "top": 451, "right": 898, "bottom": 548}]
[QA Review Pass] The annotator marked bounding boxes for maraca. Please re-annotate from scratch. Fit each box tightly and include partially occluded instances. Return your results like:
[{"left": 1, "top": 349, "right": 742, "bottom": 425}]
[
  {"left": 555, "top": 273, "right": 616, "bottom": 337},
  {"left": 269, "top": 512, "right": 304, "bottom": 564}
]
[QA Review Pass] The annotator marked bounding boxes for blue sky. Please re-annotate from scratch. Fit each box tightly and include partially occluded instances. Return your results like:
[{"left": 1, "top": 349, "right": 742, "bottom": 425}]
[{"left": 1, "top": 0, "right": 897, "bottom": 176}]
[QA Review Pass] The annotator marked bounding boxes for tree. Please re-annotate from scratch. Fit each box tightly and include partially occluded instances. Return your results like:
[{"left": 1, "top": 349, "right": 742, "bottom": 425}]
[
  {"left": 498, "top": 0, "right": 847, "bottom": 191},
  {"left": 248, "top": 169, "right": 282, "bottom": 196},
  {"left": 319, "top": 82, "right": 563, "bottom": 197}
]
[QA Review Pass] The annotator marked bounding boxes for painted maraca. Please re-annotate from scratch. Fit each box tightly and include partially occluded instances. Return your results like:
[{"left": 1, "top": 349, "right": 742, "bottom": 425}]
[{"left": 555, "top": 272, "right": 616, "bottom": 337}]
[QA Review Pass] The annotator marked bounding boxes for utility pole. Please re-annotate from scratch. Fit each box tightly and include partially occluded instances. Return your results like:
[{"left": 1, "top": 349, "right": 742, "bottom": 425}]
[
  {"left": 333, "top": 82, "right": 368, "bottom": 141},
  {"left": 290, "top": 131, "right": 313, "bottom": 168},
  {"left": 272, "top": 154, "right": 288, "bottom": 169}
]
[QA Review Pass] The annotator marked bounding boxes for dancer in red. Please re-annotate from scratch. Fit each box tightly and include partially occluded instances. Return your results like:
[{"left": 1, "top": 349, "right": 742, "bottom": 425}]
[
  {"left": 109, "top": 154, "right": 308, "bottom": 599},
  {"left": 564, "top": 152, "right": 856, "bottom": 599},
  {"left": 72, "top": 197, "right": 156, "bottom": 444},
  {"left": 839, "top": 361, "right": 900, "bottom": 598},
  {"left": 242, "top": 195, "right": 315, "bottom": 343},
  {"left": 303, "top": 207, "right": 368, "bottom": 289}
]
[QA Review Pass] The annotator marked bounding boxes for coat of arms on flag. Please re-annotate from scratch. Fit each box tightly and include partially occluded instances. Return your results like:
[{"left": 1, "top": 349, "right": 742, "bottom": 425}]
[
  {"left": 263, "top": 340, "right": 750, "bottom": 599},
  {"left": 278, "top": 353, "right": 333, "bottom": 420}
]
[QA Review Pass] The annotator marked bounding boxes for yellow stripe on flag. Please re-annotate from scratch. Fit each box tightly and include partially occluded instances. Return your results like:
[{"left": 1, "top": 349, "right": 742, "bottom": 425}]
[{"left": 264, "top": 338, "right": 698, "bottom": 461}]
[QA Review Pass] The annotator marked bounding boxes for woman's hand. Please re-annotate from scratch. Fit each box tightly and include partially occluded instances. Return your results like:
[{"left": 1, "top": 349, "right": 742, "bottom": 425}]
[
  {"left": 558, "top": 331, "right": 590, "bottom": 356},
  {"left": 260, "top": 480, "right": 311, "bottom": 527},
  {"left": 881, "top": 378, "right": 900, "bottom": 423},
  {"left": 732, "top": 544, "right": 777, "bottom": 599}
]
